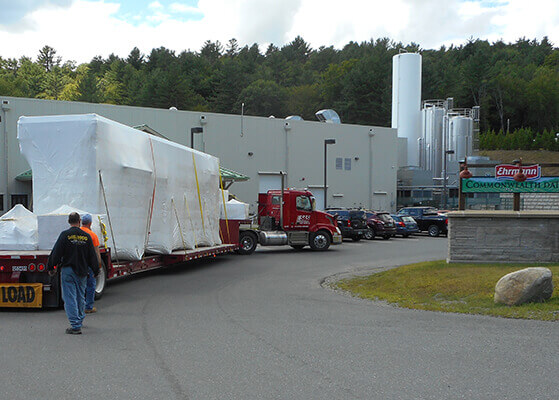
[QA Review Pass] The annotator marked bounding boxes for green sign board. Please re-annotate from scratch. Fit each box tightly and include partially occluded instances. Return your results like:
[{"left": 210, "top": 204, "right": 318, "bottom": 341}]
[{"left": 462, "top": 177, "right": 559, "bottom": 193}]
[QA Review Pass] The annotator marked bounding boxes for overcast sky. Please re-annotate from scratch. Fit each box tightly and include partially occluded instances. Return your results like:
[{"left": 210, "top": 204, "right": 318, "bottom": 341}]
[{"left": 0, "top": 0, "right": 557, "bottom": 63}]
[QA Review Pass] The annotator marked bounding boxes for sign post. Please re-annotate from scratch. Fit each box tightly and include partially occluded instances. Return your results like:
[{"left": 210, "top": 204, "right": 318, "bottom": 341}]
[{"left": 513, "top": 193, "right": 521, "bottom": 211}]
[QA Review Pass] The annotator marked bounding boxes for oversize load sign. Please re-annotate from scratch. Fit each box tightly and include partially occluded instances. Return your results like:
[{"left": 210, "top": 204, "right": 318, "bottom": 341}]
[
  {"left": 0, "top": 283, "right": 43, "bottom": 308},
  {"left": 462, "top": 177, "right": 559, "bottom": 193},
  {"left": 495, "top": 164, "right": 541, "bottom": 180}
]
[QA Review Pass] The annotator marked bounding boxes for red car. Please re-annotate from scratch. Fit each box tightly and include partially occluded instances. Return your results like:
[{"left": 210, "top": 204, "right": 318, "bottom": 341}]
[{"left": 364, "top": 211, "right": 397, "bottom": 240}]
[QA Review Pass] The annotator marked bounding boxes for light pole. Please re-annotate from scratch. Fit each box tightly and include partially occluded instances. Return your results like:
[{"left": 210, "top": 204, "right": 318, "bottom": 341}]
[
  {"left": 240, "top": 102, "right": 244, "bottom": 137},
  {"left": 191, "top": 127, "right": 203, "bottom": 149},
  {"left": 324, "top": 138, "right": 336, "bottom": 209}
]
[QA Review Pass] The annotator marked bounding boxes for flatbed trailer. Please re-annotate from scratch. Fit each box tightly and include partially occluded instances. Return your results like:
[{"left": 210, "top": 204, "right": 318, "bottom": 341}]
[{"left": 0, "top": 219, "right": 242, "bottom": 308}]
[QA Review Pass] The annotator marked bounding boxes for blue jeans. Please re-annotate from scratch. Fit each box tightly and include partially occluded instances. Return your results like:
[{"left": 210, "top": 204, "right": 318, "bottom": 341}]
[
  {"left": 60, "top": 267, "right": 87, "bottom": 330},
  {"left": 85, "top": 268, "right": 96, "bottom": 310}
]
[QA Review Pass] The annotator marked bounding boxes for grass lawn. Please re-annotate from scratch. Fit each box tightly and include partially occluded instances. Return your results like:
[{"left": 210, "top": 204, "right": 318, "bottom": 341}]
[{"left": 335, "top": 261, "right": 559, "bottom": 321}]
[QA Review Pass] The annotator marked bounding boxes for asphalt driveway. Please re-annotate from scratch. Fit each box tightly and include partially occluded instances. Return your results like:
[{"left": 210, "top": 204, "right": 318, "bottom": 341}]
[{"left": 1, "top": 236, "right": 556, "bottom": 399}]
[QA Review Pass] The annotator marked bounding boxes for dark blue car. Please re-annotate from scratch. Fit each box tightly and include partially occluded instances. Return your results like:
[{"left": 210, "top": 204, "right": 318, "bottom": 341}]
[{"left": 390, "top": 215, "right": 419, "bottom": 238}]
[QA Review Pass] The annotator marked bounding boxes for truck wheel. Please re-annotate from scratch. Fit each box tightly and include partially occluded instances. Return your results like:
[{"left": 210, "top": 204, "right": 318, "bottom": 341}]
[
  {"left": 310, "top": 231, "right": 331, "bottom": 251},
  {"left": 402, "top": 233, "right": 410, "bottom": 238},
  {"left": 237, "top": 231, "right": 258, "bottom": 255},
  {"left": 352, "top": 236, "right": 361, "bottom": 242},
  {"left": 383, "top": 235, "right": 391, "bottom": 240},
  {"left": 428, "top": 225, "right": 440, "bottom": 237},
  {"left": 290, "top": 245, "right": 305, "bottom": 250},
  {"left": 94, "top": 262, "right": 107, "bottom": 300},
  {"left": 364, "top": 229, "right": 374, "bottom": 240}
]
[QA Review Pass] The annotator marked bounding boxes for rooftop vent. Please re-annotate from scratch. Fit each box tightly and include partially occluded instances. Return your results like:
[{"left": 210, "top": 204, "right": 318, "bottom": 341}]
[{"left": 315, "top": 109, "right": 341, "bottom": 124}]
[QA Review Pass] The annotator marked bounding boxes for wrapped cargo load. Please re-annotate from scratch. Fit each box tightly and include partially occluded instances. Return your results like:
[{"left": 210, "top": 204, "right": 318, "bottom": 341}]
[
  {"left": 37, "top": 205, "right": 106, "bottom": 251},
  {"left": 18, "top": 114, "right": 221, "bottom": 261},
  {"left": 220, "top": 199, "right": 249, "bottom": 220},
  {"left": 0, "top": 205, "right": 38, "bottom": 251}
]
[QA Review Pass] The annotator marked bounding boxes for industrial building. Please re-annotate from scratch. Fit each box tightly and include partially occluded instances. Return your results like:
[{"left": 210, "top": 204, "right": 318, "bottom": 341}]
[{"left": 0, "top": 96, "right": 398, "bottom": 215}]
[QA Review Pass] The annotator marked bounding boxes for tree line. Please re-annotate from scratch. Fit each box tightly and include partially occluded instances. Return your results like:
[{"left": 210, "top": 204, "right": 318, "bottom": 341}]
[
  {"left": 0, "top": 37, "right": 557, "bottom": 148},
  {"left": 480, "top": 128, "right": 558, "bottom": 151}
]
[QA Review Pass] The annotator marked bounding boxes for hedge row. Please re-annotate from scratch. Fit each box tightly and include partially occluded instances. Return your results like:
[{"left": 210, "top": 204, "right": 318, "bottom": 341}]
[{"left": 479, "top": 128, "right": 559, "bottom": 151}]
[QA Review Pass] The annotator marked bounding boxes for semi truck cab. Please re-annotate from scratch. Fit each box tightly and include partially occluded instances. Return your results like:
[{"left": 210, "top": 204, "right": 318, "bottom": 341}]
[{"left": 237, "top": 189, "right": 342, "bottom": 254}]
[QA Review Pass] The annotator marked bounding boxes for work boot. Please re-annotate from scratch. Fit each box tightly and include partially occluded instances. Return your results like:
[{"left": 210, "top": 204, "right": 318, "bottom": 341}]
[
  {"left": 65, "top": 328, "right": 82, "bottom": 335},
  {"left": 85, "top": 307, "right": 97, "bottom": 314}
]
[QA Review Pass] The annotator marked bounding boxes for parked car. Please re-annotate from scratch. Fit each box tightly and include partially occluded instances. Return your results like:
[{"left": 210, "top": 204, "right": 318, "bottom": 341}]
[
  {"left": 364, "top": 211, "right": 396, "bottom": 240},
  {"left": 397, "top": 206, "right": 448, "bottom": 237},
  {"left": 391, "top": 214, "right": 420, "bottom": 237},
  {"left": 325, "top": 208, "right": 369, "bottom": 241}
]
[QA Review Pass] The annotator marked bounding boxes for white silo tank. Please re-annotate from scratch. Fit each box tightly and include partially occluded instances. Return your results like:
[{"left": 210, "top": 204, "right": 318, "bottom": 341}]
[{"left": 392, "top": 53, "right": 422, "bottom": 167}]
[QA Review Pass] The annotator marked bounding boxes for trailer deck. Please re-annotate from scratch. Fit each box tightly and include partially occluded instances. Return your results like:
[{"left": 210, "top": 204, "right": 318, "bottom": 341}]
[
  {"left": 0, "top": 242, "right": 239, "bottom": 308},
  {"left": 107, "top": 244, "right": 238, "bottom": 279}
]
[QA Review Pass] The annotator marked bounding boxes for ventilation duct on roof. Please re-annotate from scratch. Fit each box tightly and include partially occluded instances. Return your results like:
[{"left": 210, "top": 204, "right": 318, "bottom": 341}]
[{"left": 315, "top": 109, "right": 341, "bottom": 124}]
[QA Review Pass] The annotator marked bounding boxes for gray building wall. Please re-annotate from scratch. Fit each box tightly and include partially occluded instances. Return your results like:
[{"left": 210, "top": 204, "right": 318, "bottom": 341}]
[{"left": 0, "top": 96, "right": 398, "bottom": 214}]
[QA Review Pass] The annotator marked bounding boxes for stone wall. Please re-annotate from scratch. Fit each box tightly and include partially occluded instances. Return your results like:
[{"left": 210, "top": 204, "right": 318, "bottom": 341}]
[
  {"left": 500, "top": 193, "right": 559, "bottom": 210},
  {"left": 448, "top": 211, "right": 559, "bottom": 263}
]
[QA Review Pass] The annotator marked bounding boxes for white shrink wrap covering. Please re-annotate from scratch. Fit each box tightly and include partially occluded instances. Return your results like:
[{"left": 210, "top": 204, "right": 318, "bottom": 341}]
[
  {"left": 220, "top": 199, "right": 249, "bottom": 220},
  {"left": 0, "top": 205, "right": 38, "bottom": 250},
  {"left": 18, "top": 114, "right": 221, "bottom": 261},
  {"left": 37, "top": 205, "right": 106, "bottom": 251}
]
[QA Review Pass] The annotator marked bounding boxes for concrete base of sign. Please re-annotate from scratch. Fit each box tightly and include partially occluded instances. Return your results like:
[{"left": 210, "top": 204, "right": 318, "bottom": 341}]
[{"left": 447, "top": 211, "right": 559, "bottom": 263}]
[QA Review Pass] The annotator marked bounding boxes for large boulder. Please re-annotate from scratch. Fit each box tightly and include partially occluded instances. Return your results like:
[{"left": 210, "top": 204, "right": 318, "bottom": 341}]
[{"left": 494, "top": 267, "right": 554, "bottom": 306}]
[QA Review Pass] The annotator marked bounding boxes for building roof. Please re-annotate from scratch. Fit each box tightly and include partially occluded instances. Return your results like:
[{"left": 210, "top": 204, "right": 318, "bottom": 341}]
[
  {"left": 220, "top": 166, "right": 250, "bottom": 182},
  {"left": 133, "top": 124, "right": 170, "bottom": 140}
]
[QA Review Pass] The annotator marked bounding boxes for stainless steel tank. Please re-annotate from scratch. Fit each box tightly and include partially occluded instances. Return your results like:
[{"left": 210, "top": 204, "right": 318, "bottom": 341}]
[
  {"left": 258, "top": 231, "right": 288, "bottom": 246},
  {"left": 421, "top": 101, "right": 445, "bottom": 177},
  {"left": 449, "top": 115, "right": 473, "bottom": 161}
]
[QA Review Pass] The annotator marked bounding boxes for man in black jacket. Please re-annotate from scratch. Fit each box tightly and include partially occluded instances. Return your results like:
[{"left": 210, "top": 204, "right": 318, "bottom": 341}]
[{"left": 47, "top": 212, "right": 99, "bottom": 334}]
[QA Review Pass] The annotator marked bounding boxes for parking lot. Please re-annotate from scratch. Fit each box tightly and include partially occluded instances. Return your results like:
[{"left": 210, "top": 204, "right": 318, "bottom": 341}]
[{"left": 1, "top": 235, "right": 557, "bottom": 400}]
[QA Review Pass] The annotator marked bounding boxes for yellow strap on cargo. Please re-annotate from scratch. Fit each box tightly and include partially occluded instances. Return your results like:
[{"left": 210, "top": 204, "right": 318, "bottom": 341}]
[
  {"left": 218, "top": 164, "right": 230, "bottom": 242},
  {"left": 98, "top": 216, "right": 108, "bottom": 249},
  {"left": 191, "top": 153, "right": 206, "bottom": 239},
  {"left": 171, "top": 198, "right": 187, "bottom": 251},
  {"left": 184, "top": 193, "right": 197, "bottom": 248}
]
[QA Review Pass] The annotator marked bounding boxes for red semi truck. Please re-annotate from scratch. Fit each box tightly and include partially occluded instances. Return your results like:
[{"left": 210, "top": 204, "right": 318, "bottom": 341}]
[
  {"left": 0, "top": 190, "right": 340, "bottom": 308},
  {"left": 237, "top": 189, "right": 342, "bottom": 254}
]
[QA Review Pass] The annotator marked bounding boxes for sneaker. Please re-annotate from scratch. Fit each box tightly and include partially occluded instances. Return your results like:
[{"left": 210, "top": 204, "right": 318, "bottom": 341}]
[
  {"left": 65, "top": 328, "right": 82, "bottom": 335},
  {"left": 85, "top": 307, "right": 97, "bottom": 314}
]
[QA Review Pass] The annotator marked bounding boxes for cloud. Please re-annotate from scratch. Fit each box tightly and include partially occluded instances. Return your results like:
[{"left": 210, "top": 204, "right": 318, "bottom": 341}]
[
  {"left": 148, "top": 1, "right": 163, "bottom": 9},
  {"left": 169, "top": 2, "right": 203, "bottom": 14},
  {"left": 491, "top": 0, "right": 559, "bottom": 43},
  {"left": 0, "top": 0, "right": 73, "bottom": 25},
  {"left": 0, "top": 0, "right": 557, "bottom": 63}
]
